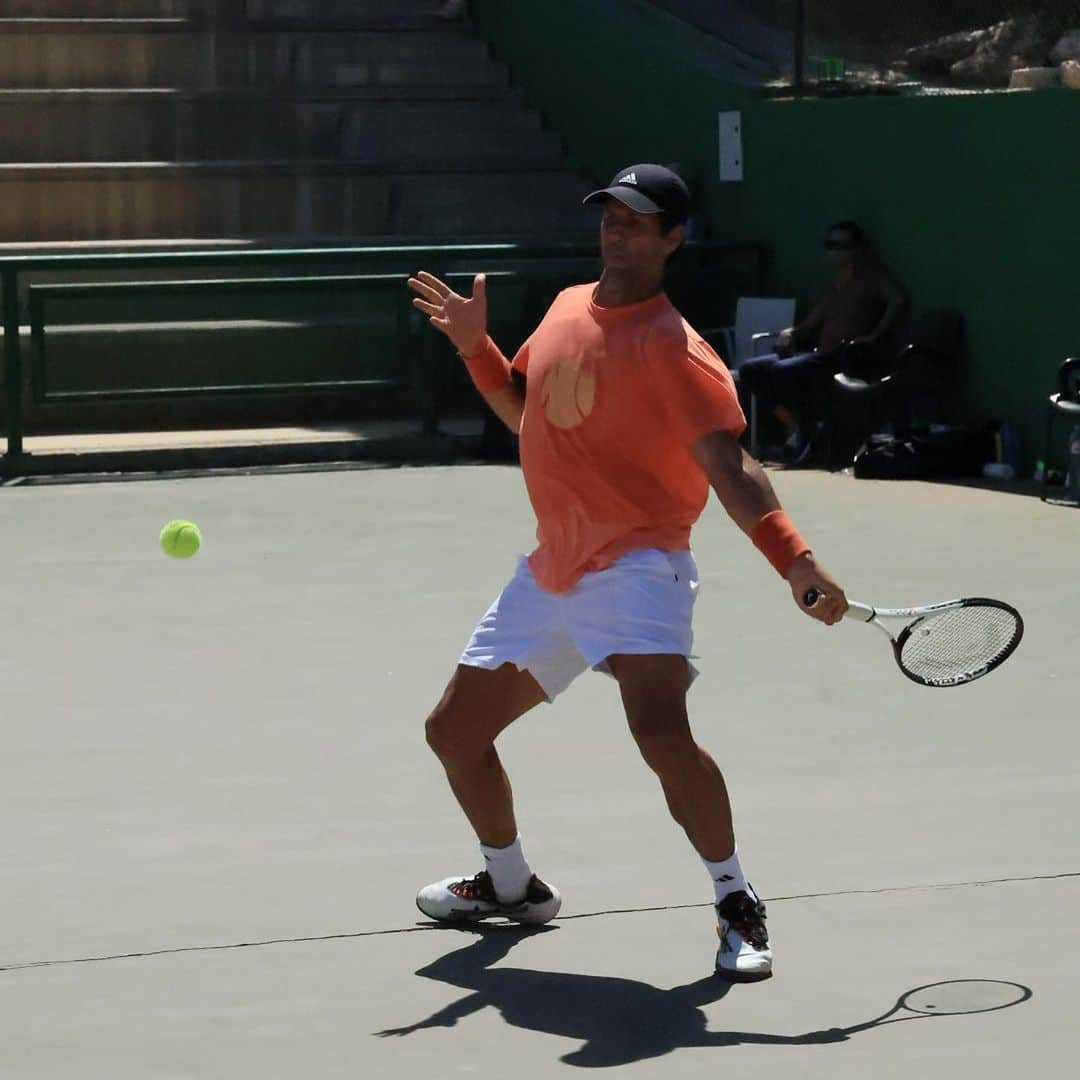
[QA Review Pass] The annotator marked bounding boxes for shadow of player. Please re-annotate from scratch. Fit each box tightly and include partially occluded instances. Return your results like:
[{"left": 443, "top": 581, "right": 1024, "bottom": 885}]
[
  {"left": 378, "top": 924, "right": 1032, "bottom": 1067},
  {"left": 375, "top": 924, "right": 854, "bottom": 1067}
]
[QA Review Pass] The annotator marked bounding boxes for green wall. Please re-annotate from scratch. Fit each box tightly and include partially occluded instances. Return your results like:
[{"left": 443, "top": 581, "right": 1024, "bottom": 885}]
[
  {"left": 471, "top": 0, "right": 749, "bottom": 213},
  {"left": 472, "top": 0, "right": 1080, "bottom": 469}
]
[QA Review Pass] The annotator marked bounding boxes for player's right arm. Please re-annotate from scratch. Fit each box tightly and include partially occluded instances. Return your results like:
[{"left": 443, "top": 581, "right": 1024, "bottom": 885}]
[
  {"left": 407, "top": 271, "right": 525, "bottom": 433},
  {"left": 690, "top": 429, "right": 847, "bottom": 625}
]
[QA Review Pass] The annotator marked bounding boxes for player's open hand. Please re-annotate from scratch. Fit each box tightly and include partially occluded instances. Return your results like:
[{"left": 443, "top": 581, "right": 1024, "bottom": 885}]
[
  {"left": 787, "top": 553, "right": 847, "bottom": 625},
  {"left": 407, "top": 271, "right": 487, "bottom": 358}
]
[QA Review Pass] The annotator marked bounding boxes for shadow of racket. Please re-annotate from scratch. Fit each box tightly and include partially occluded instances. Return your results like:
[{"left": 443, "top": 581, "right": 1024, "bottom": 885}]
[{"left": 839, "top": 979, "right": 1032, "bottom": 1036}]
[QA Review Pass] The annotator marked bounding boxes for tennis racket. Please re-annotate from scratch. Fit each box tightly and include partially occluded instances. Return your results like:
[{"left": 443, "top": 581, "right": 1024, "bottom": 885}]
[{"left": 804, "top": 589, "right": 1023, "bottom": 688}]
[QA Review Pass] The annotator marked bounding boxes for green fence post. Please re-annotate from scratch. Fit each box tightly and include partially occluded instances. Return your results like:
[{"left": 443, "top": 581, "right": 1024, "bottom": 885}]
[{"left": 2, "top": 267, "right": 23, "bottom": 461}]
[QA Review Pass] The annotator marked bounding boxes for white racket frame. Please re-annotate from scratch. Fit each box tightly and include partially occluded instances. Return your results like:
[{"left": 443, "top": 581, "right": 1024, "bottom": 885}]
[
  {"left": 808, "top": 592, "right": 1023, "bottom": 688},
  {"left": 843, "top": 597, "right": 965, "bottom": 633}
]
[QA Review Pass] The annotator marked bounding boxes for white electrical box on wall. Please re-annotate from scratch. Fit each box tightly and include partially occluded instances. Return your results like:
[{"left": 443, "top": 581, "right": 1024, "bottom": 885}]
[{"left": 718, "top": 111, "right": 743, "bottom": 181}]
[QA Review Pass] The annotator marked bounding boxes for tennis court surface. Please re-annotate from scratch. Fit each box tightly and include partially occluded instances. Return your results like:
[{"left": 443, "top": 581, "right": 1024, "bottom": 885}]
[{"left": 1, "top": 465, "right": 1075, "bottom": 1078}]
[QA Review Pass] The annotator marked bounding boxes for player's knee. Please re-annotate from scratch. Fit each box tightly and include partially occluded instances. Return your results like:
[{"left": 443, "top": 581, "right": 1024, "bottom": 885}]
[
  {"left": 424, "top": 701, "right": 488, "bottom": 763},
  {"left": 633, "top": 727, "right": 697, "bottom": 778},
  {"left": 424, "top": 707, "right": 461, "bottom": 761}
]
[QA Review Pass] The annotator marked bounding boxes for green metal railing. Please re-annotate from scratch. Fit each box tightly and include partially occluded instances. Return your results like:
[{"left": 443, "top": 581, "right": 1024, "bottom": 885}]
[
  {"left": 29, "top": 275, "right": 410, "bottom": 402},
  {"left": 1, "top": 241, "right": 762, "bottom": 467},
  {"left": 25, "top": 272, "right": 513, "bottom": 402}
]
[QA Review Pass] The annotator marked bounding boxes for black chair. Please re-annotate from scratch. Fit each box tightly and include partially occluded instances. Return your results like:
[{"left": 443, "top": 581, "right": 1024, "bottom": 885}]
[
  {"left": 824, "top": 308, "right": 965, "bottom": 470},
  {"left": 1041, "top": 357, "right": 1080, "bottom": 503}
]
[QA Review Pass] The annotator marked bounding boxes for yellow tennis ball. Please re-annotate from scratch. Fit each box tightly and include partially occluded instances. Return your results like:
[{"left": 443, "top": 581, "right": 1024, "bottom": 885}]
[{"left": 160, "top": 519, "right": 202, "bottom": 559}]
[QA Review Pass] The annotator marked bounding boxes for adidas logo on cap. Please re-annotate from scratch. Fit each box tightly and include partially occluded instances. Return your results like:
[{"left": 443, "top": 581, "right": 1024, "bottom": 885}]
[{"left": 582, "top": 164, "right": 690, "bottom": 223}]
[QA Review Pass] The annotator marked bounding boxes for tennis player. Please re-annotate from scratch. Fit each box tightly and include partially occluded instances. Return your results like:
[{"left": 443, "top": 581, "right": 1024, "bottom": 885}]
[{"left": 406, "top": 164, "right": 847, "bottom": 981}]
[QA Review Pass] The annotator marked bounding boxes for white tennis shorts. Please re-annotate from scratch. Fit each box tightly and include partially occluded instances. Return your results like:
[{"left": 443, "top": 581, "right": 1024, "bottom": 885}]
[{"left": 459, "top": 547, "right": 700, "bottom": 701}]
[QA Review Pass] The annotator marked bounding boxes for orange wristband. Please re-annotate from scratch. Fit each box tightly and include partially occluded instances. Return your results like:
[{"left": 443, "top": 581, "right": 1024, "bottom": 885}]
[
  {"left": 461, "top": 336, "right": 513, "bottom": 395},
  {"left": 750, "top": 510, "right": 811, "bottom": 578}
]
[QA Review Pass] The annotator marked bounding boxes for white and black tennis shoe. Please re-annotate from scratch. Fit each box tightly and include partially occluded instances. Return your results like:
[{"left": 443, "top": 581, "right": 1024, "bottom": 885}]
[
  {"left": 416, "top": 870, "right": 562, "bottom": 926},
  {"left": 715, "top": 887, "right": 772, "bottom": 982}
]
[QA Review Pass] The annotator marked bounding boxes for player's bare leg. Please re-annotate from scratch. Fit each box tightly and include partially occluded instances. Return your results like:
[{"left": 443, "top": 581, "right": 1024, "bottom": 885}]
[
  {"left": 608, "top": 652, "right": 771, "bottom": 981},
  {"left": 417, "top": 663, "right": 562, "bottom": 925},
  {"left": 608, "top": 653, "right": 734, "bottom": 859},
  {"left": 424, "top": 662, "right": 545, "bottom": 845}
]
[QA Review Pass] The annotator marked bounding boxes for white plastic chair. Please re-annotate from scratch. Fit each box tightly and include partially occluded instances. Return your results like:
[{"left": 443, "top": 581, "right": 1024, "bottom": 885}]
[{"left": 702, "top": 297, "right": 796, "bottom": 454}]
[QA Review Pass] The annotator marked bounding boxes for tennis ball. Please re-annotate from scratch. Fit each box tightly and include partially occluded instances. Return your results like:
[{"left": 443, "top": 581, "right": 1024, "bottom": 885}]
[{"left": 160, "top": 519, "right": 202, "bottom": 559}]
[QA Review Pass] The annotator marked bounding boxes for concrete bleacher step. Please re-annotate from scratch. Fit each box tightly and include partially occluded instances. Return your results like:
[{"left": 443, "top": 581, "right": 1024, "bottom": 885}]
[
  {"left": 1, "top": 418, "right": 485, "bottom": 480},
  {"left": 342, "top": 117, "right": 562, "bottom": 169},
  {"left": 0, "top": 19, "right": 206, "bottom": 89},
  {"left": 0, "top": 91, "right": 560, "bottom": 165},
  {"left": 0, "top": 22, "right": 496, "bottom": 89},
  {"left": 0, "top": 1, "right": 195, "bottom": 13},
  {"left": 0, "top": 162, "right": 595, "bottom": 241},
  {"left": 287, "top": 31, "right": 497, "bottom": 87},
  {"left": 0, "top": 16, "right": 192, "bottom": 27},
  {"left": 246, "top": 0, "right": 446, "bottom": 30},
  {"left": 248, "top": 0, "right": 438, "bottom": 16},
  {"left": 328, "top": 55, "right": 509, "bottom": 89}
]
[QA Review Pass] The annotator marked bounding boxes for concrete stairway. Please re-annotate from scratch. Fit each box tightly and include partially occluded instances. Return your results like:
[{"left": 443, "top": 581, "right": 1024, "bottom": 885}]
[{"left": 0, "top": 0, "right": 595, "bottom": 242}]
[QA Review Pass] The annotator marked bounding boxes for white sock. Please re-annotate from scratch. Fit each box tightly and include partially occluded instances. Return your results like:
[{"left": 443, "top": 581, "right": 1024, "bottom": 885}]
[
  {"left": 480, "top": 835, "right": 533, "bottom": 903},
  {"left": 703, "top": 845, "right": 754, "bottom": 905}
]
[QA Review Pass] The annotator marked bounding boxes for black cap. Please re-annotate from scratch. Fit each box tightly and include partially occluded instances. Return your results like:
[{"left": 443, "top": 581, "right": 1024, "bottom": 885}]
[{"left": 583, "top": 163, "right": 690, "bottom": 225}]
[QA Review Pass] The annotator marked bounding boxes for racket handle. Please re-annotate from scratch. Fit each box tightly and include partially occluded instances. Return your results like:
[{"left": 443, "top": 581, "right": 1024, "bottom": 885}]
[{"left": 805, "top": 588, "right": 866, "bottom": 621}]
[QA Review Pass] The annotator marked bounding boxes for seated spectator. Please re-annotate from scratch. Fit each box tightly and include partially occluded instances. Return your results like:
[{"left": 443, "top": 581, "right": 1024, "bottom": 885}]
[{"left": 739, "top": 221, "right": 908, "bottom": 464}]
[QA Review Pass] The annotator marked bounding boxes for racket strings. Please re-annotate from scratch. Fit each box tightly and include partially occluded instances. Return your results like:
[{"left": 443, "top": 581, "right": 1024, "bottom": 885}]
[{"left": 899, "top": 605, "right": 1020, "bottom": 685}]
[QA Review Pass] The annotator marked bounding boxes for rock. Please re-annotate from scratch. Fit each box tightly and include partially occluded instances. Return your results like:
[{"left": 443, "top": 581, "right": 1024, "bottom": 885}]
[
  {"left": 1009, "top": 66, "right": 1061, "bottom": 90},
  {"left": 1062, "top": 59, "right": 1080, "bottom": 89},
  {"left": 951, "top": 16, "right": 1054, "bottom": 86},
  {"left": 901, "top": 27, "right": 990, "bottom": 75},
  {"left": 846, "top": 63, "right": 905, "bottom": 83},
  {"left": 1050, "top": 29, "right": 1080, "bottom": 63}
]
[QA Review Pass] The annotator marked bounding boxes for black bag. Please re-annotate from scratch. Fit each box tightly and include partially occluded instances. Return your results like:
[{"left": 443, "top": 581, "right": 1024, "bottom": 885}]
[
  {"left": 853, "top": 427, "right": 992, "bottom": 480},
  {"left": 852, "top": 433, "right": 925, "bottom": 479}
]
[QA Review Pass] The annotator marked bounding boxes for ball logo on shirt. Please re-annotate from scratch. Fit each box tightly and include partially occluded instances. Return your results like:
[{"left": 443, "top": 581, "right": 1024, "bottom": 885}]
[{"left": 540, "top": 361, "right": 596, "bottom": 429}]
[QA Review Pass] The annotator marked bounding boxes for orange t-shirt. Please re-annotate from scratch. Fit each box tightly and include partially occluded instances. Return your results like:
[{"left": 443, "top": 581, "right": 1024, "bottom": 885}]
[{"left": 511, "top": 283, "right": 746, "bottom": 593}]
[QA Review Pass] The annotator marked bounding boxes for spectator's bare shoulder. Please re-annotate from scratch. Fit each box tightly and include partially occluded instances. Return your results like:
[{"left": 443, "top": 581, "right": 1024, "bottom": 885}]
[
  {"left": 885, "top": 271, "right": 910, "bottom": 305},
  {"left": 867, "top": 259, "right": 908, "bottom": 301}
]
